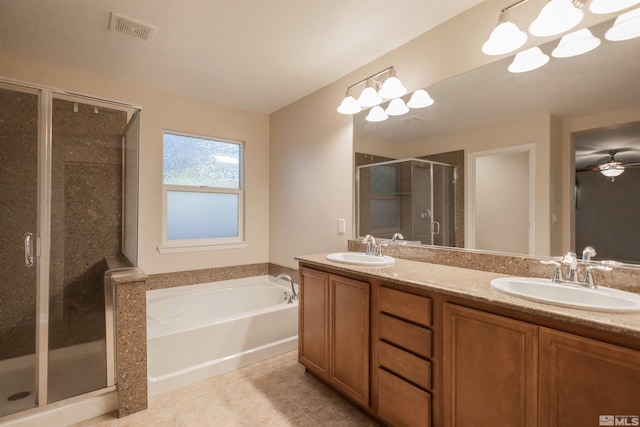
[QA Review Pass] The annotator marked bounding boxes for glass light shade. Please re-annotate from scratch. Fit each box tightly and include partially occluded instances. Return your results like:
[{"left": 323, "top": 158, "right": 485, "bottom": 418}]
[
  {"left": 336, "top": 93, "right": 361, "bottom": 115},
  {"left": 508, "top": 47, "right": 550, "bottom": 73},
  {"left": 378, "top": 76, "right": 407, "bottom": 99},
  {"left": 365, "top": 105, "right": 389, "bottom": 122},
  {"left": 605, "top": 7, "right": 640, "bottom": 41},
  {"left": 407, "top": 89, "right": 434, "bottom": 109},
  {"left": 529, "top": 0, "right": 584, "bottom": 37},
  {"left": 552, "top": 28, "right": 601, "bottom": 58},
  {"left": 482, "top": 14, "right": 528, "bottom": 55},
  {"left": 385, "top": 98, "right": 410, "bottom": 116},
  {"left": 600, "top": 165, "right": 625, "bottom": 177},
  {"left": 357, "top": 85, "right": 382, "bottom": 108},
  {"left": 589, "top": 0, "right": 640, "bottom": 14}
]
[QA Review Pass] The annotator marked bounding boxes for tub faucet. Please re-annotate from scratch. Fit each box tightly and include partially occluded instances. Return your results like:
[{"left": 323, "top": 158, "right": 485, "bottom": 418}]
[{"left": 275, "top": 274, "right": 298, "bottom": 301}]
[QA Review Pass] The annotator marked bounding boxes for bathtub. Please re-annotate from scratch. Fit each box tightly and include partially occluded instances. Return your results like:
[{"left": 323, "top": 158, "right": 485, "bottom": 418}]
[{"left": 146, "top": 275, "right": 298, "bottom": 396}]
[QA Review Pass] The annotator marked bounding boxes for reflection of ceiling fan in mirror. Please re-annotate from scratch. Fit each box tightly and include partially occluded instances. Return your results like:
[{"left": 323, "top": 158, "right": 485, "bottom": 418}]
[{"left": 577, "top": 150, "right": 640, "bottom": 182}]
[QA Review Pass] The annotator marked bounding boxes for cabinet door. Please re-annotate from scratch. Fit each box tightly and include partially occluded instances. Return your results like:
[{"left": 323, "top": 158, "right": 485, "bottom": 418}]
[
  {"left": 539, "top": 328, "right": 640, "bottom": 427},
  {"left": 299, "top": 268, "right": 330, "bottom": 379},
  {"left": 443, "top": 304, "right": 538, "bottom": 427},
  {"left": 330, "top": 274, "right": 370, "bottom": 407}
]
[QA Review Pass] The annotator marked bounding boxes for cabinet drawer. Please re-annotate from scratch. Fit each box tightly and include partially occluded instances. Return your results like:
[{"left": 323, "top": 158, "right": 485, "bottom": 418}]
[
  {"left": 378, "top": 368, "right": 431, "bottom": 427},
  {"left": 378, "top": 340, "right": 431, "bottom": 390},
  {"left": 378, "top": 313, "right": 432, "bottom": 358},
  {"left": 379, "top": 286, "right": 432, "bottom": 327}
]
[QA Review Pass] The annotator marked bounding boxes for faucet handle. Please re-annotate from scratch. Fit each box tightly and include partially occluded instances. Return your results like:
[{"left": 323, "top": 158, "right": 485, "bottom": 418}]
[
  {"left": 540, "top": 259, "right": 562, "bottom": 283},
  {"left": 582, "top": 265, "right": 612, "bottom": 289}
]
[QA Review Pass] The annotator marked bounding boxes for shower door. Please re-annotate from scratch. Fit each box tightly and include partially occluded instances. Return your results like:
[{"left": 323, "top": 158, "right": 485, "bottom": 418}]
[{"left": 0, "top": 85, "right": 40, "bottom": 417}]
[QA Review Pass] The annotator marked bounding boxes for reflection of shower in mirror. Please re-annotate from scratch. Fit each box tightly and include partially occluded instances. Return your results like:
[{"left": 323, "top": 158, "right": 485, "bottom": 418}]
[{"left": 356, "top": 158, "right": 457, "bottom": 247}]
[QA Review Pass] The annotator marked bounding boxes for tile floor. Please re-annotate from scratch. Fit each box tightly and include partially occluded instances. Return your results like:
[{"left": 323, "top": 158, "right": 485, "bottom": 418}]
[{"left": 73, "top": 351, "right": 378, "bottom": 426}]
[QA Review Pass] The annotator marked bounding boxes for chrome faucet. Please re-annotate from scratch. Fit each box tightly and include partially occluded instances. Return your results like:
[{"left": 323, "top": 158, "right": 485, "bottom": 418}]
[
  {"left": 275, "top": 274, "right": 298, "bottom": 301},
  {"left": 391, "top": 233, "right": 404, "bottom": 243},
  {"left": 582, "top": 246, "right": 597, "bottom": 263},
  {"left": 540, "top": 246, "right": 612, "bottom": 289},
  {"left": 561, "top": 252, "right": 578, "bottom": 282},
  {"left": 363, "top": 234, "right": 376, "bottom": 255}
]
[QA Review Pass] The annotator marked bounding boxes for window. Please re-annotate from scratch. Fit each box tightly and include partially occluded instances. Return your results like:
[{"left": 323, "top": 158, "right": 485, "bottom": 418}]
[{"left": 161, "top": 131, "right": 244, "bottom": 251}]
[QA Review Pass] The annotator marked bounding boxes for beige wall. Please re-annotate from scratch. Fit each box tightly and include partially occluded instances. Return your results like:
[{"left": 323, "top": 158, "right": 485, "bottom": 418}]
[{"left": 0, "top": 51, "right": 270, "bottom": 275}]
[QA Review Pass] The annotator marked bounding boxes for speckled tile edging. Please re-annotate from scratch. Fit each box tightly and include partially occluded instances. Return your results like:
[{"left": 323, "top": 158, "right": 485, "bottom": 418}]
[
  {"left": 147, "top": 263, "right": 269, "bottom": 290},
  {"left": 113, "top": 275, "right": 148, "bottom": 417},
  {"left": 347, "top": 240, "right": 640, "bottom": 293}
]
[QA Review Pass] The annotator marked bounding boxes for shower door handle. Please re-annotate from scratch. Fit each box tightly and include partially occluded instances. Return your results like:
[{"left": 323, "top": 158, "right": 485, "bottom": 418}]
[
  {"left": 431, "top": 221, "right": 441, "bottom": 235},
  {"left": 24, "top": 232, "right": 34, "bottom": 267}
]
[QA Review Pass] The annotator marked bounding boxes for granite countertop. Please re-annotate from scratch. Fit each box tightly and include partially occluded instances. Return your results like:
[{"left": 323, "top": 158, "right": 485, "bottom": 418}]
[{"left": 295, "top": 253, "right": 640, "bottom": 339}]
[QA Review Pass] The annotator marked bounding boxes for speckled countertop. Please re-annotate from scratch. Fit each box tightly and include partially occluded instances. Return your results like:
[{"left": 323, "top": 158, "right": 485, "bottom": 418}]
[{"left": 295, "top": 253, "right": 640, "bottom": 340}]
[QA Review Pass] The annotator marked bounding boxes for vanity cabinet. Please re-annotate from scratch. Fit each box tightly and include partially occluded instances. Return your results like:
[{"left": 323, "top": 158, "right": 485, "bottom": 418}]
[
  {"left": 443, "top": 304, "right": 537, "bottom": 427},
  {"left": 444, "top": 303, "right": 640, "bottom": 427},
  {"left": 298, "top": 267, "right": 370, "bottom": 407},
  {"left": 375, "top": 285, "right": 433, "bottom": 427}
]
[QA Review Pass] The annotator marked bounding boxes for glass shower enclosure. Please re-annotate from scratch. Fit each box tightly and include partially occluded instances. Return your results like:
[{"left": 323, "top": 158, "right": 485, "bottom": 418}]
[
  {"left": 0, "top": 81, "right": 140, "bottom": 419},
  {"left": 357, "top": 158, "right": 456, "bottom": 246}
]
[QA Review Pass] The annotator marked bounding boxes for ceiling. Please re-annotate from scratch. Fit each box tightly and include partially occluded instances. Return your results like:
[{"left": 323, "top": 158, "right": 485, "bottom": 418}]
[{"left": 0, "top": 0, "right": 483, "bottom": 114}]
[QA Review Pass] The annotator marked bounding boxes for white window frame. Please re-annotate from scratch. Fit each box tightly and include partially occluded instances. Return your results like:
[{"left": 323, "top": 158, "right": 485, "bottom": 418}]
[{"left": 158, "top": 130, "right": 246, "bottom": 254}]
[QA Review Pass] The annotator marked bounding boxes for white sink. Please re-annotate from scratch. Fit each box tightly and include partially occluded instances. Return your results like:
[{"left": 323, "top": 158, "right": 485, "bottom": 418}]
[
  {"left": 326, "top": 252, "right": 395, "bottom": 266},
  {"left": 490, "top": 277, "right": 640, "bottom": 313}
]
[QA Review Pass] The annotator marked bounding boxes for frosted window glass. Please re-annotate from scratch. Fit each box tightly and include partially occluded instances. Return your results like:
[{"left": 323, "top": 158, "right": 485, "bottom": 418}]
[
  {"left": 163, "top": 133, "right": 240, "bottom": 188},
  {"left": 167, "top": 191, "right": 238, "bottom": 240}
]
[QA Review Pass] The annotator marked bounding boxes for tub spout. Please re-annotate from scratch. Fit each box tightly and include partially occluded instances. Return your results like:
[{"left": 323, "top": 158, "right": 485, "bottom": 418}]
[{"left": 275, "top": 274, "right": 298, "bottom": 301}]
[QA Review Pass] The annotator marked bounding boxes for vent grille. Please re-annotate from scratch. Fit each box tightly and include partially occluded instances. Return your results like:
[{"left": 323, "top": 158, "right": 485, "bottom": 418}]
[{"left": 109, "top": 13, "right": 156, "bottom": 42}]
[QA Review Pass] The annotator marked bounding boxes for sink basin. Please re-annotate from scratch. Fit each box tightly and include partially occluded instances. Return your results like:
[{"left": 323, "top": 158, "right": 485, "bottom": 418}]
[
  {"left": 326, "top": 252, "right": 395, "bottom": 266},
  {"left": 490, "top": 277, "right": 640, "bottom": 313}
]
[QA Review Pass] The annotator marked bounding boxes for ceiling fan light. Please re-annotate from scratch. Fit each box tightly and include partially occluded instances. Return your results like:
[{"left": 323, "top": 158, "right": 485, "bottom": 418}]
[
  {"left": 600, "top": 165, "right": 625, "bottom": 177},
  {"left": 529, "top": 0, "right": 584, "bottom": 37},
  {"left": 366, "top": 105, "right": 389, "bottom": 122},
  {"left": 605, "top": 7, "right": 640, "bottom": 41},
  {"left": 407, "top": 89, "right": 434, "bottom": 109},
  {"left": 337, "top": 90, "right": 362, "bottom": 115},
  {"left": 357, "top": 83, "right": 383, "bottom": 108},
  {"left": 508, "top": 47, "right": 550, "bottom": 73},
  {"left": 589, "top": 0, "right": 640, "bottom": 14},
  {"left": 378, "top": 76, "right": 407, "bottom": 99},
  {"left": 552, "top": 28, "right": 601, "bottom": 58},
  {"left": 482, "top": 12, "right": 528, "bottom": 55},
  {"left": 385, "top": 98, "right": 410, "bottom": 116}
]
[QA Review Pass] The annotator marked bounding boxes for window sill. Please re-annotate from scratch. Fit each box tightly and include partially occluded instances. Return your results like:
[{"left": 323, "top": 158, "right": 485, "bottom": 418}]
[{"left": 157, "top": 241, "right": 249, "bottom": 254}]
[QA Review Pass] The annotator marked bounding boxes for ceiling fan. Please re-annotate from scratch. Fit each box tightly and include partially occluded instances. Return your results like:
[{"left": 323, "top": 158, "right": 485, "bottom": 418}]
[{"left": 577, "top": 150, "right": 640, "bottom": 182}]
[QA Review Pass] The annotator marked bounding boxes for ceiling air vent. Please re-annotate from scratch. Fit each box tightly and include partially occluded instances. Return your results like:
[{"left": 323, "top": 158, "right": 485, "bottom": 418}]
[{"left": 109, "top": 13, "right": 156, "bottom": 42}]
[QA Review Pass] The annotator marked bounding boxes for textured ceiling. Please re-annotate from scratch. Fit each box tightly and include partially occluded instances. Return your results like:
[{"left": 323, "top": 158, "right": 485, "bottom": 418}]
[{"left": 0, "top": 0, "right": 483, "bottom": 114}]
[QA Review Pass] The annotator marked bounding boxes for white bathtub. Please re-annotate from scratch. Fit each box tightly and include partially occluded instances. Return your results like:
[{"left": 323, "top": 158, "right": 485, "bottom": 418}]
[{"left": 146, "top": 275, "right": 298, "bottom": 396}]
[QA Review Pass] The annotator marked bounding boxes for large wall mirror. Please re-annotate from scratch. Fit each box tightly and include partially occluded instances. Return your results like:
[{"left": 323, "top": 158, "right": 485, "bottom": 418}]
[{"left": 353, "top": 18, "right": 640, "bottom": 265}]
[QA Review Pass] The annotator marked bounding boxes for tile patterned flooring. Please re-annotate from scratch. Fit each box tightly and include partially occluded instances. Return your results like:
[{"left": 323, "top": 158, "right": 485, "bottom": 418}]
[{"left": 73, "top": 351, "right": 378, "bottom": 426}]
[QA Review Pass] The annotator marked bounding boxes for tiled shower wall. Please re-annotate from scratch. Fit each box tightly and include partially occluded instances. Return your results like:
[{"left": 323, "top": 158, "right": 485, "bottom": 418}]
[{"left": 0, "top": 93, "right": 127, "bottom": 360}]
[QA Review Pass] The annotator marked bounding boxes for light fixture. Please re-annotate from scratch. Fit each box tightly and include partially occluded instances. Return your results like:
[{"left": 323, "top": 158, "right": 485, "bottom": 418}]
[
  {"left": 385, "top": 98, "right": 410, "bottom": 116},
  {"left": 508, "top": 47, "right": 550, "bottom": 73},
  {"left": 599, "top": 163, "right": 625, "bottom": 180},
  {"left": 482, "top": 10, "right": 528, "bottom": 55},
  {"left": 407, "top": 89, "right": 434, "bottom": 109},
  {"left": 378, "top": 69, "right": 407, "bottom": 99},
  {"left": 365, "top": 106, "right": 389, "bottom": 122},
  {"left": 605, "top": 7, "right": 640, "bottom": 40},
  {"left": 357, "top": 79, "right": 382, "bottom": 108},
  {"left": 529, "top": 0, "right": 584, "bottom": 37},
  {"left": 589, "top": 0, "right": 640, "bottom": 14},
  {"left": 552, "top": 28, "right": 601, "bottom": 58},
  {"left": 337, "top": 66, "right": 409, "bottom": 116},
  {"left": 336, "top": 89, "right": 361, "bottom": 114}
]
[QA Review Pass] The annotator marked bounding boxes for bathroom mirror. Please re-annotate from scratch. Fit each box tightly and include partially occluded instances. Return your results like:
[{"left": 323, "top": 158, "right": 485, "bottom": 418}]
[{"left": 353, "top": 18, "right": 640, "bottom": 263}]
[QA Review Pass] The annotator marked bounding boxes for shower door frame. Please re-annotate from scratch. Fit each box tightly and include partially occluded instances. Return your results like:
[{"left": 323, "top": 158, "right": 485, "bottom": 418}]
[{"left": 1, "top": 77, "right": 141, "bottom": 417}]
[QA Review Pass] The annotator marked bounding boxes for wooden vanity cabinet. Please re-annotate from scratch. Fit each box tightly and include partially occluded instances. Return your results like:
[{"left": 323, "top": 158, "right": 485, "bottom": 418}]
[
  {"left": 375, "top": 285, "right": 434, "bottom": 427},
  {"left": 298, "top": 267, "right": 370, "bottom": 407}
]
